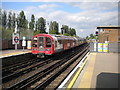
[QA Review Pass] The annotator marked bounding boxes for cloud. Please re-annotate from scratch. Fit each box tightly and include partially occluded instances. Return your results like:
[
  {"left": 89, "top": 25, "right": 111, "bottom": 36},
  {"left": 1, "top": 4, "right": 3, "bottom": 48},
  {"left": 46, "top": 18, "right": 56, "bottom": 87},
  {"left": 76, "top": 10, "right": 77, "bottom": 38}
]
[
  {"left": 2, "top": 0, "right": 120, "bottom": 2},
  {"left": 2, "top": 2, "right": 118, "bottom": 37},
  {"left": 68, "top": 2, "right": 118, "bottom": 11},
  {"left": 38, "top": 4, "right": 59, "bottom": 10},
  {"left": 26, "top": 3, "right": 118, "bottom": 37}
]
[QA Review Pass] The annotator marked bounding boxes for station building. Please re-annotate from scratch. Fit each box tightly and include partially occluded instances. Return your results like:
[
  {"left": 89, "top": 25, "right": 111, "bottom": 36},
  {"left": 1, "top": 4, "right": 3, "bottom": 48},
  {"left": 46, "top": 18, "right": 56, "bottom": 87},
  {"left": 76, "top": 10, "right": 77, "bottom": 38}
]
[
  {"left": 92, "top": 26, "right": 120, "bottom": 53},
  {"left": 97, "top": 26, "right": 120, "bottom": 43}
]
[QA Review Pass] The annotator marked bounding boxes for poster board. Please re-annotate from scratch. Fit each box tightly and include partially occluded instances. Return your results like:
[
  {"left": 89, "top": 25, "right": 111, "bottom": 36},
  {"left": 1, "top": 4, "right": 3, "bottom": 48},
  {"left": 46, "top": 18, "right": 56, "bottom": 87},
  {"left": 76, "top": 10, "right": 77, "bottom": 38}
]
[
  {"left": 27, "top": 41, "right": 32, "bottom": 49},
  {"left": 98, "top": 43, "right": 103, "bottom": 52},
  {"left": 103, "top": 43, "right": 108, "bottom": 52}
]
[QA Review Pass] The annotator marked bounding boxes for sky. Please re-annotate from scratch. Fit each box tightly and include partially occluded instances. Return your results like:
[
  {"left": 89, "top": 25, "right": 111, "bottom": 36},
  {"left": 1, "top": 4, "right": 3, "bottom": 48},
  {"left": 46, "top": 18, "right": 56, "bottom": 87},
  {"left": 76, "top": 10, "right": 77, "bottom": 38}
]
[{"left": 1, "top": 1, "right": 118, "bottom": 37}]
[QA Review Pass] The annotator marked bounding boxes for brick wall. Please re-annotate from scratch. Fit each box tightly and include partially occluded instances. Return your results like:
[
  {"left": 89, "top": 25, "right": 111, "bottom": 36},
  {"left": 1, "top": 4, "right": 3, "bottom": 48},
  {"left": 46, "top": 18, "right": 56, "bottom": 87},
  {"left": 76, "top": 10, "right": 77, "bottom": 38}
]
[{"left": 98, "top": 29, "right": 119, "bottom": 43}]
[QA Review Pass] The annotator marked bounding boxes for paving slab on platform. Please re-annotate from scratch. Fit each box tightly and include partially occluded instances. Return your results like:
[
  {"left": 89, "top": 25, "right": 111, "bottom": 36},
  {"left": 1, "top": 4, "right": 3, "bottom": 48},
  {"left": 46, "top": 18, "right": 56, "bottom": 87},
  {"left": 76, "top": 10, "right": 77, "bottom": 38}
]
[
  {"left": 72, "top": 52, "right": 119, "bottom": 89},
  {"left": 90, "top": 53, "right": 119, "bottom": 88}
]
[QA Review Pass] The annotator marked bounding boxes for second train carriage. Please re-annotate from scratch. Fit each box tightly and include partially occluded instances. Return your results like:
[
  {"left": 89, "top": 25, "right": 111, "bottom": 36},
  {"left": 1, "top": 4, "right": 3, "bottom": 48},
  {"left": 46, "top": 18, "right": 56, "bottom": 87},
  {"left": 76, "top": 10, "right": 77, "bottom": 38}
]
[{"left": 32, "top": 34, "right": 86, "bottom": 57}]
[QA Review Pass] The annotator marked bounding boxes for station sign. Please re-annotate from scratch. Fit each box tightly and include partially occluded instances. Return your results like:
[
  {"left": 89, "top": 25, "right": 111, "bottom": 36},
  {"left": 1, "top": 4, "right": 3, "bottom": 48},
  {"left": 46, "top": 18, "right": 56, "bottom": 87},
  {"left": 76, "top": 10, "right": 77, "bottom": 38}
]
[
  {"left": 98, "top": 43, "right": 103, "bottom": 52},
  {"left": 12, "top": 33, "right": 19, "bottom": 44}
]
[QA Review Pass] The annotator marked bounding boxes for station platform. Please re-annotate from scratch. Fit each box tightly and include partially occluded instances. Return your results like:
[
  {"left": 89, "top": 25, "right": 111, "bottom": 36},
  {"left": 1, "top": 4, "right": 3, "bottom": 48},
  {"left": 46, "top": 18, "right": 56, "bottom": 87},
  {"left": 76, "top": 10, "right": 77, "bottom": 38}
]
[
  {"left": 67, "top": 52, "right": 119, "bottom": 89},
  {"left": 0, "top": 49, "right": 31, "bottom": 58}
]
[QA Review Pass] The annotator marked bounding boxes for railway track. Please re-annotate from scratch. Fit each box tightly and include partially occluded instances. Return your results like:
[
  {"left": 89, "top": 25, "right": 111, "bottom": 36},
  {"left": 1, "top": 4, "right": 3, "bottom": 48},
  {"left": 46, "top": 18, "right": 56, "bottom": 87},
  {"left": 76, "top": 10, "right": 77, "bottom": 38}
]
[
  {"left": 2, "top": 56, "right": 51, "bottom": 77},
  {"left": 2, "top": 58, "right": 38, "bottom": 77},
  {"left": 46, "top": 45, "right": 89, "bottom": 89},
  {"left": 2, "top": 55, "right": 35, "bottom": 69},
  {"left": 33, "top": 44, "right": 89, "bottom": 89},
  {"left": 2, "top": 58, "right": 53, "bottom": 83},
  {"left": 2, "top": 45, "right": 73, "bottom": 88},
  {"left": 2, "top": 43, "right": 89, "bottom": 90}
]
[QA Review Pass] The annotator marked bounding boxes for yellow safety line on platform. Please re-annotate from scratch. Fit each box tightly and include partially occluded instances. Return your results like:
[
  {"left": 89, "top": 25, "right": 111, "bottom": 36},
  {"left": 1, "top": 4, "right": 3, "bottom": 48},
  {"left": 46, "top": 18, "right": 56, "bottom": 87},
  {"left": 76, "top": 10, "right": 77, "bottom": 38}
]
[
  {"left": 66, "top": 55, "right": 88, "bottom": 90},
  {"left": 78, "top": 53, "right": 96, "bottom": 88}
]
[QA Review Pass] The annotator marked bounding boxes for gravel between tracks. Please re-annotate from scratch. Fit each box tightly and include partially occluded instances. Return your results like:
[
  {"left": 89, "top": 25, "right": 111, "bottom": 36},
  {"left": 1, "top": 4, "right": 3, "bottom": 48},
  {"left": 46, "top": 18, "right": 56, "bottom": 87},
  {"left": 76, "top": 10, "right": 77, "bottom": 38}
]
[{"left": 2, "top": 60, "right": 59, "bottom": 88}]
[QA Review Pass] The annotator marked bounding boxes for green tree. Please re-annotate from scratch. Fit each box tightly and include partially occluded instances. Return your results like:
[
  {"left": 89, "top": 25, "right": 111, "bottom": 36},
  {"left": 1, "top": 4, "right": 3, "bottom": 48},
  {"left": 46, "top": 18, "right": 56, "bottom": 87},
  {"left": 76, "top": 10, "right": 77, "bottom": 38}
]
[
  {"left": 87, "top": 34, "right": 96, "bottom": 39},
  {"left": 49, "top": 30, "right": 56, "bottom": 34},
  {"left": 35, "top": 21, "right": 38, "bottom": 31},
  {"left": 1, "top": 27, "right": 13, "bottom": 40},
  {"left": 86, "top": 36, "right": 89, "bottom": 40},
  {"left": 12, "top": 13, "right": 16, "bottom": 29},
  {"left": 64, "top": 33, "right": 70, "bottom": 36},
  {"left": 49, "top": 21, "right": 59, "bottom": 34},
  {"left": 29, "top": 14, "right": 35, "bottom": 30},
  {"left": 90, "top": 34, "right": 94, "bottom": 39},
  {"left": 69, "top": 28, "right": 76, "bottom": 36},
  {"left": 0, "top": 9, "right": 2, "bottom": 25},
  {"left": 33, "top": 30, "right": 40, "bottom": 36},
  {"left": 16, "top": 11, "right": 29, "bottom": 39},
  {"left": 7, "top": 11, "right": 12, "bottom": 29},
  {"left": 17, "top": 11, "right": 28, "bottom": 30},
  {"left": 37, "top": 17, "right": 46, "bottom": 33},
  {"left": 2, "top": 10, "right": 7, "bottom": 28},
  {"left": 61, "top": 25, "right": 69, "bottom": 34},
  {"left": 49, "top": 21, "right": 53, "bottom": 33}
]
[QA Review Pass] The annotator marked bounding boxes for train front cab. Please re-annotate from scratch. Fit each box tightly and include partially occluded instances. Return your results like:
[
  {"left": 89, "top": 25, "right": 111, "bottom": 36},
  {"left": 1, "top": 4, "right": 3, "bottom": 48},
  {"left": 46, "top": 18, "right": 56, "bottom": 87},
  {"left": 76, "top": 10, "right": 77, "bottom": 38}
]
[{"left": 32, "top": 34, "right": 54, "bottom": 57}]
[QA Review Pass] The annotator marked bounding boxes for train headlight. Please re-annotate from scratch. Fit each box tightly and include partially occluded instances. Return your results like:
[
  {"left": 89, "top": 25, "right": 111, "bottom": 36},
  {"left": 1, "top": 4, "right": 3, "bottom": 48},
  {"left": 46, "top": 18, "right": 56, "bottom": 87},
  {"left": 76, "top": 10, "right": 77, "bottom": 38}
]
[{"left": 40, "top": 46, "right": 43, "bottom": 48}]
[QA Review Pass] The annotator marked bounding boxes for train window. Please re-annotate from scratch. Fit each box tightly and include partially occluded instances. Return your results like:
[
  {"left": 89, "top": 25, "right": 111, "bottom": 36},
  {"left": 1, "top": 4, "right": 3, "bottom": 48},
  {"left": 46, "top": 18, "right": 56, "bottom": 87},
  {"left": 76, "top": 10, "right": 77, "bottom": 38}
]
[
  {"left": 38, "top": 37, "right": 44, "bottom": 47},
  {"left": 58, "top": 40, "right": 62, "bottom": 44},
  {"left": 55, "top": 41, "right": 57, "bottom": 48},
  {"left": 32, "top": 39, "right": 37, "bottom": 47},
  {"left": 46, "top": 37, "right": 51, "bottom": 47}
]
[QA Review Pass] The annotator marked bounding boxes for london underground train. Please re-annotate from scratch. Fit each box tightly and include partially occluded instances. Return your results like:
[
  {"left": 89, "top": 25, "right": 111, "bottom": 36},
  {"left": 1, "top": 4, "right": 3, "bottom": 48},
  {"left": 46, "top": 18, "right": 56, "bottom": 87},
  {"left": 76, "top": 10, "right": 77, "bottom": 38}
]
[{"left": 32, "top": 34, "right": 86, "bottom": 57}]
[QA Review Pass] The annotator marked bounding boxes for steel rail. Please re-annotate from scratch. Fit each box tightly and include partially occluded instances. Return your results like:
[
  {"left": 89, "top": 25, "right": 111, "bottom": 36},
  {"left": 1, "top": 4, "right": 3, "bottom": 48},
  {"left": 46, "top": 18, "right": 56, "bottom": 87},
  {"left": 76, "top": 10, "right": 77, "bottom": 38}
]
[
  {"left": 2, "top": 58, "right": 38, "bottom": 76},
  {"left": 34, "top": 45, "right": 89, "bottom": 89},
  {"left": 4, "top": 43, "right": 88, "bottom": 90},
  {"left": 2, "top": 58, "right": 52, "bottom": 83}
]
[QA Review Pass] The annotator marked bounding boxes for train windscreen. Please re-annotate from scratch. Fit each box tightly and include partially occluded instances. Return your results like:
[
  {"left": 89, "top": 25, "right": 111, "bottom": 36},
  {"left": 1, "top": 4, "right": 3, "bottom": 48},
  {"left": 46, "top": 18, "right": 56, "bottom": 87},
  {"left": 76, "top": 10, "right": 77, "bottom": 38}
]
[
  {"left": 32, "top": 37, "right": 37, "bottom": 47},
  {"left": 38, "top": 36, "right": 44, "bottom": 51},
  {"left": 46, "top": 37, "right": 51, "bottom": 48}
]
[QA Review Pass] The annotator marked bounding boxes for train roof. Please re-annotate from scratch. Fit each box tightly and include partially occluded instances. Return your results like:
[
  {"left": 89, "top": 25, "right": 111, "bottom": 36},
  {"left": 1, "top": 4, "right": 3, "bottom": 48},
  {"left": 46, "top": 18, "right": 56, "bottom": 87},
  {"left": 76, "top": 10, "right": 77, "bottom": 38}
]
[
  {"left": 50, "top": 34, "right": 76, "bottom": 40},
  {"left": 33, "top": 34, "right": 85, "bottom": 41}
]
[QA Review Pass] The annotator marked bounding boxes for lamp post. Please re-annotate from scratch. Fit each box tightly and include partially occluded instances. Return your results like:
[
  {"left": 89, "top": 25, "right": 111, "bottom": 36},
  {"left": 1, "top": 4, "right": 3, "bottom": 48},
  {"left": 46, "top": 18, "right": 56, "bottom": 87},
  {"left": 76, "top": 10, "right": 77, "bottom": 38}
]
[{"left": 46, "top": 21, "right": 49, "bottom": 34}]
